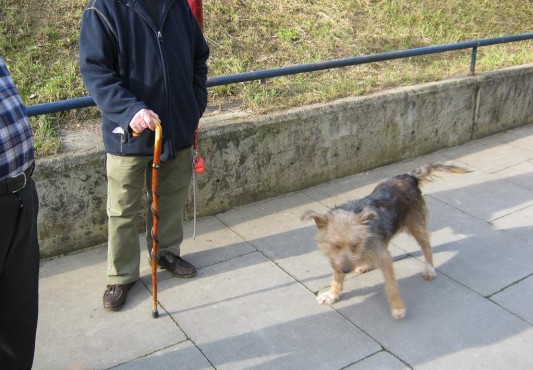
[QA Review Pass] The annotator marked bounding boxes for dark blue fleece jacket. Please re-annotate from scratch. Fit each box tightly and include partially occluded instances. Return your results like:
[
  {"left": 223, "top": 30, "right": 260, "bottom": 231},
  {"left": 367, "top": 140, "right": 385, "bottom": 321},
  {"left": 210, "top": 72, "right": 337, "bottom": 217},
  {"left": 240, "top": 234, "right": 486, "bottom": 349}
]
[{"left": 79, "top": 0, "right": 209, "bottom": 160}]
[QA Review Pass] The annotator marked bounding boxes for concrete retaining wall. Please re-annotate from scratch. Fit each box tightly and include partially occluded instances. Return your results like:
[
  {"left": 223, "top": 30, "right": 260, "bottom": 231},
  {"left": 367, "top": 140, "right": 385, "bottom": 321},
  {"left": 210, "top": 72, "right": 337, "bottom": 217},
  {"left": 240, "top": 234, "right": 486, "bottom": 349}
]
[{"left": 34, "top": 64, "right": 533, "bottom": 258}]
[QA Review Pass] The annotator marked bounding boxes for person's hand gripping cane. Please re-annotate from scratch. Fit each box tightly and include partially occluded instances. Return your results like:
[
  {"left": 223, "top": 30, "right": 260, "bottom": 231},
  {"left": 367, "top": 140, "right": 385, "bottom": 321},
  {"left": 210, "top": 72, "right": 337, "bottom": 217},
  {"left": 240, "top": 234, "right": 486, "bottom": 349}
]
[{"left": 129, "top": 108, "right": 160, "bottom": 135}]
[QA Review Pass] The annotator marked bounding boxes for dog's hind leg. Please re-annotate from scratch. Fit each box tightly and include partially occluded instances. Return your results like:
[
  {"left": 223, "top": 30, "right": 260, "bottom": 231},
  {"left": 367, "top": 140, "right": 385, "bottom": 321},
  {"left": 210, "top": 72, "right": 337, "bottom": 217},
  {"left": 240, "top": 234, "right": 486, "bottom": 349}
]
[
  {"left": 377, "top": 251, "right": 406, "bottom": 320},
  {"left": 407, "top": 222, "right": 436, "bottom": 281},
  {"left": 317, "top": 271, "right": 345, "bottom": 305}
]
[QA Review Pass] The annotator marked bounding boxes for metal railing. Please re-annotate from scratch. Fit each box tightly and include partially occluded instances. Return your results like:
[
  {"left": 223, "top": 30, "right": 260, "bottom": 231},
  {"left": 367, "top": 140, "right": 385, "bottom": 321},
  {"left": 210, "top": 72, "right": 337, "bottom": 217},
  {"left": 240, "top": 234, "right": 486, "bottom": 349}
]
[{"left": 25, "top": 33, "right": 533, "bottom": 117}]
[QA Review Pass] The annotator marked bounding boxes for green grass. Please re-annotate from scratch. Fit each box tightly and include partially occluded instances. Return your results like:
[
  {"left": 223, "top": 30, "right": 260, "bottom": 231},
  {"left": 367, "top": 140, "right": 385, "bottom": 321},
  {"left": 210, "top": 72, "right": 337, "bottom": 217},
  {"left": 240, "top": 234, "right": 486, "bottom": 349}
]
[{"left": 1, "top": 0, "right": 532, "bottom": 157}]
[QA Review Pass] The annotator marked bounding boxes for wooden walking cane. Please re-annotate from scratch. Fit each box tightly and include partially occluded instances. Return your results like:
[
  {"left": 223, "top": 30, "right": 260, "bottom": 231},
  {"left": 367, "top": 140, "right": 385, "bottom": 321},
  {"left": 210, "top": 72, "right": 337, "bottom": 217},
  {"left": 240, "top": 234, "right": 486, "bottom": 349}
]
[
  {"left": 149, "top": 120, "right": 163, "bottom": 318},
  {"left": 134, "top": 120, "right": 163, "bottom": 318}
]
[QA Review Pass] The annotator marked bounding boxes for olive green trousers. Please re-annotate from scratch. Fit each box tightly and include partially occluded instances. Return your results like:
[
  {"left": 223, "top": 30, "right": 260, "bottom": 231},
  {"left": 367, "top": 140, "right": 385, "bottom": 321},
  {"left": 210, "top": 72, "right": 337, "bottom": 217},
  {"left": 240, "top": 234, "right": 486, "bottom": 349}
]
[{"left": 105, "top": 148, "right": 192, "bottom": 285}]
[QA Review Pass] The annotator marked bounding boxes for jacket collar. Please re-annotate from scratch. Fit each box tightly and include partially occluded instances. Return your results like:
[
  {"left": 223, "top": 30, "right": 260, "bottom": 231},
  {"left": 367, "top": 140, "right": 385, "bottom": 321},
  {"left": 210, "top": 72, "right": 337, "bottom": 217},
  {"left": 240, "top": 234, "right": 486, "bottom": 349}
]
[{"left": 117, "top": 0, "right": 175, "bottom": 25}]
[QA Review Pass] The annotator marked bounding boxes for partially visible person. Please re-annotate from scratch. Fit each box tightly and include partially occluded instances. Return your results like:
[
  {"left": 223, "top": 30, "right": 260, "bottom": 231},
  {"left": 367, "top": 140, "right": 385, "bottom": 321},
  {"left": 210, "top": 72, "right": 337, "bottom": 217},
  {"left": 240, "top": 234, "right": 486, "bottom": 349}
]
[
  {"left": 79, "top": 0, "right": 209, "bottom": 311},
  {"left": 0, "top": 55, "right": 40, "bottom": 370}
]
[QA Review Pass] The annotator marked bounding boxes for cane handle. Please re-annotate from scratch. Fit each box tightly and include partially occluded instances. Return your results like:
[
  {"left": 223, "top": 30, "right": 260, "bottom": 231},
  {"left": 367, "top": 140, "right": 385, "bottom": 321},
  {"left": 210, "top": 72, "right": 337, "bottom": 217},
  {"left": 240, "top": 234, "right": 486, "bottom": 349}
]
[{"left": 132, "top": 118, "right": 162, "bottom": 137}]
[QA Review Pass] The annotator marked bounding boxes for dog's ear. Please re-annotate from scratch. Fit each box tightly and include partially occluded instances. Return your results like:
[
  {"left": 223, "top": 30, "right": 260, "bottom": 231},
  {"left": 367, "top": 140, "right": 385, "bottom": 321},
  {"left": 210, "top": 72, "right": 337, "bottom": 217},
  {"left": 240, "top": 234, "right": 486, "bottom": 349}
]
[
  {"left": 301, "top": 210, "right": 329, "bottom": 229},
  {"left": 358, "top": 207, "right": 379, "bottom": 224}
]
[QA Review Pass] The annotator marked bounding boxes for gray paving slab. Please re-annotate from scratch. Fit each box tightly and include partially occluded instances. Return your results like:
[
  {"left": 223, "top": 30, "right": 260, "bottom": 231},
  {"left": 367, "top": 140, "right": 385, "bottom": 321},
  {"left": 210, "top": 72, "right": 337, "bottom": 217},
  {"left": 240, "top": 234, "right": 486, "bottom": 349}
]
[
  {"left": 302, "top": 169, "right": 386, "bottom": 207},
  {"left": 332, "top": 257, "right": 533, "bottom": 370},
  {"left": 215, "top": 193, "right": 335, "bottom": 293},
  {"left": 493, "top": 159, "right": 533, "bottom": 191},
  {"left": 216, "top": 192, "right": 327, "bottom": 239},
  {"left": 345, "top": 352, "right": 410, "bottom": 370},
  {"left": 436, "top": 133, "right": 533, "bottom": 174},
  {"left": 491, "top": 203, "right": 533, "bottom": 244},
  {"left": 35, "top": 246, "right": 186, "bottom": 370},
  {"left": 496, "top": 124, "right": 533, "bottom": 152},
  {"left": 113, "top": 341, "right": 214, "bottom": 370},
  {"left": 156, "top": 252, "right": 381, "bottom": 370},
  {"left": 173, "top": 216, "right": 257, "bottom": 270},
  {"left": 423, "top": 168, "right": 533, "bottom": 222},
  {"left": 249, "top": 224, "right": 334, "bottom": 294},
  {"left": 492, "top": 275, "right": 533, "bottom": 325},
  {"left": 392, "top": 197, "right": 533, "bottom": 297}
]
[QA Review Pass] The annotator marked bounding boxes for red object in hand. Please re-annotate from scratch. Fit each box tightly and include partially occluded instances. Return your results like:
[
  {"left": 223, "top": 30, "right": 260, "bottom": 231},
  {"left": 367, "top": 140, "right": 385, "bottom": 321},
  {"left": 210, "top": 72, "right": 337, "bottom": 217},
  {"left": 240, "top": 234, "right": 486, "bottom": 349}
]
[{"left": 194, "top": 154, "right": 205, "bottom": 174}]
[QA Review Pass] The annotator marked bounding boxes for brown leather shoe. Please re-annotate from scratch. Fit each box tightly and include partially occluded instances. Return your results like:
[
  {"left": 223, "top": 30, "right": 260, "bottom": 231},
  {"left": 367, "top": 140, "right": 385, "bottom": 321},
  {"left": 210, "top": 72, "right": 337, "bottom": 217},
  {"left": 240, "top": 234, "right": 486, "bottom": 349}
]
[
  {"left": 158, "top": 254, "right": 197, "bottom": 278},
  {"left": 103, "top": 282, "right": 134, "bottom": 311}
]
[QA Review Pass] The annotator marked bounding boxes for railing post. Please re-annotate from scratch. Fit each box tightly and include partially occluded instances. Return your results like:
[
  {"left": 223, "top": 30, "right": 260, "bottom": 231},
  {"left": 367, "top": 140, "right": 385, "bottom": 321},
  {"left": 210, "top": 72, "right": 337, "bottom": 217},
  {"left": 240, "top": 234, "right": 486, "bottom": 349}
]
[
  {"left": 470, "top": 46, "right": 478, "bottom": 75},
  {"left": 187, "top": 0, "right": 203, "bottom": 29}
]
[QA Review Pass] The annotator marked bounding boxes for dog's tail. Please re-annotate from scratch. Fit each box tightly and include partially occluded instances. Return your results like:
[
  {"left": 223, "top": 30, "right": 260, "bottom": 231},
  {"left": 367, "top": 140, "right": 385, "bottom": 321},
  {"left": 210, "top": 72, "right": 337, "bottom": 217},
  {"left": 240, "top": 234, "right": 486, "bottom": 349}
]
[{"left": 410, "top": 163, "right": 470, "bottom": 184}]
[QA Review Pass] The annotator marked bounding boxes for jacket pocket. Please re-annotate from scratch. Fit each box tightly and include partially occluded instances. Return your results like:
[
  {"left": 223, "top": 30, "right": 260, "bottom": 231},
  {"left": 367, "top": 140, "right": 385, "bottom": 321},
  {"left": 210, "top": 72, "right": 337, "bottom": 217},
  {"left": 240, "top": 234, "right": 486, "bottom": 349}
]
[{"left": 112, "top": 126, "right": 128, "bottom": 153}]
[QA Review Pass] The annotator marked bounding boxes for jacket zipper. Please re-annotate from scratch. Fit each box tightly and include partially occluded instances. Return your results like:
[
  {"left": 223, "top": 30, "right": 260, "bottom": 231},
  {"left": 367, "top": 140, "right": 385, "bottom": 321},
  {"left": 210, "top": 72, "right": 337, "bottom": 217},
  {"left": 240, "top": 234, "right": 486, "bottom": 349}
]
[
  {"left": 125, "top": 1, "right": 175, "bottom": 159},
  {"left": 159, "top": 2, "right": 175, "bottom": 159}
]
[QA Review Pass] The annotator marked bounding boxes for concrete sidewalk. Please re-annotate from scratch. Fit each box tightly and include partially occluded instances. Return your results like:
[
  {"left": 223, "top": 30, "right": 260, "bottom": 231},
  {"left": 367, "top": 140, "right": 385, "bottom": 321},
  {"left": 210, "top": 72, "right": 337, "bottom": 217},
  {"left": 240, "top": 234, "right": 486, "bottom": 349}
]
[{"left": 34, "top": 125, "right": 533, "bottom": 370}]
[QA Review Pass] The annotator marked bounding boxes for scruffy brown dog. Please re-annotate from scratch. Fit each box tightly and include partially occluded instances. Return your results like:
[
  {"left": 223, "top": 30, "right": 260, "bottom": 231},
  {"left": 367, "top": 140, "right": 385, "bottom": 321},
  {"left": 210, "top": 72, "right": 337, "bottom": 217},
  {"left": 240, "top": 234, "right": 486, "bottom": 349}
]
[{"left": 302, "top": 163, "right": 469, "bottom": 319}]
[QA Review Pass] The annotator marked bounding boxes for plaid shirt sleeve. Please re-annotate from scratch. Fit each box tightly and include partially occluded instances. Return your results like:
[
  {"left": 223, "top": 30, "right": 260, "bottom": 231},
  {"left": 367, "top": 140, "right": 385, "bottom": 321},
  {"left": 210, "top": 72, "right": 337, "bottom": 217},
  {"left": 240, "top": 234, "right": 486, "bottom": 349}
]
[{"left": 0, "top": 56, "right": 35, "bottom": 180}]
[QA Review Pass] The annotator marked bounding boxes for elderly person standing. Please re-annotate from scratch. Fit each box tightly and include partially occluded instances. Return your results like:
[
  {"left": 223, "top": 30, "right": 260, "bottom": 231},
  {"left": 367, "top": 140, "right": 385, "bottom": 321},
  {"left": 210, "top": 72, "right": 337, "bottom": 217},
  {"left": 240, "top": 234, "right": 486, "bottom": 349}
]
[{"left": 79, "top": 0, "right": 209, "bottom": 311}]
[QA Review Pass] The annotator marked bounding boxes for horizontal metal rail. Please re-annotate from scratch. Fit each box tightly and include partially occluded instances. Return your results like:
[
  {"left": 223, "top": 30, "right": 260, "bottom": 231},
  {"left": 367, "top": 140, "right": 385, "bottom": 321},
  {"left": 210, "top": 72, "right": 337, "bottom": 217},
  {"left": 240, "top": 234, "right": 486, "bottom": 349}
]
[{"left": 25, "top": 33, "right": 533, "bottom": 117}]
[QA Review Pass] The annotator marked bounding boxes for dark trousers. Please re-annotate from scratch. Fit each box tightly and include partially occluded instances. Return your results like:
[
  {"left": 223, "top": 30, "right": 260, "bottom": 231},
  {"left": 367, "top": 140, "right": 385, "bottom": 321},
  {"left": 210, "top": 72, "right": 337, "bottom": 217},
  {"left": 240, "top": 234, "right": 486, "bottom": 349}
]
[{"left": 0, "top": 178, "right": 40, "bottom": 370}]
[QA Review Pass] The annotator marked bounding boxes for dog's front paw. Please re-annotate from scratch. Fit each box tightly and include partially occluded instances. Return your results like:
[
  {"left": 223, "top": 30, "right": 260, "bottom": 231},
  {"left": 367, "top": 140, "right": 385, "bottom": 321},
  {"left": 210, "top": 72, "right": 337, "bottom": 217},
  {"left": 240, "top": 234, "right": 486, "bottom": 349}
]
[
  {"left": 422, "top": 264, "right": 436, "bottom": 281},
  {"left": 355, "top": 265, "right": 371, "bottom": 274},
  {"left": 317, "top": 291, "right": 338, "bottom": 305},
  {"left": 391, "top": 307, "right": 406, "bottom": 320}
]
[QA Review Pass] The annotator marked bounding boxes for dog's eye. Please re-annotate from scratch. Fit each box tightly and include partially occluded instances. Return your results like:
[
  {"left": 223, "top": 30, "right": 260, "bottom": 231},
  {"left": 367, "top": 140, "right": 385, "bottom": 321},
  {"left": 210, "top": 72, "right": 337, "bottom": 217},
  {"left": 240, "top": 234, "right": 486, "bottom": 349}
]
[
  {"left": 332, "top": 244, "right": 342, "bottom": 251},
  {"left": 351, "top": 244, "right": 358, "bottom": 251}
]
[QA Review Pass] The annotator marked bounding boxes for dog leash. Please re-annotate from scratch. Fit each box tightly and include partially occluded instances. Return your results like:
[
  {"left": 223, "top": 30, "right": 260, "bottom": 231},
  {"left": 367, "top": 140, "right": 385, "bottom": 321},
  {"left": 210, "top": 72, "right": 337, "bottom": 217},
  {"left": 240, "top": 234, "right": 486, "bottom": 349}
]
[{"left": 192, "top": 126, "right": 205, "bottom": 240}]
